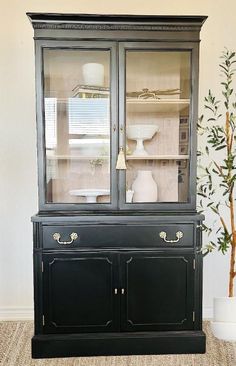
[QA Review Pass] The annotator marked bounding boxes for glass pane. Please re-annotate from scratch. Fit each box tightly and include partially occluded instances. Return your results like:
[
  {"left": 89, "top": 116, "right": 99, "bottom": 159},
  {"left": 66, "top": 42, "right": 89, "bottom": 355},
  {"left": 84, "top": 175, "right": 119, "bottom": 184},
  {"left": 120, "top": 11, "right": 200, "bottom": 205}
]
[
  {"left": 43, "top": 49, "right": 111, "bottom": 204},
  {"left": 125, "top": 51, "right": 191, "bottom": 203}
]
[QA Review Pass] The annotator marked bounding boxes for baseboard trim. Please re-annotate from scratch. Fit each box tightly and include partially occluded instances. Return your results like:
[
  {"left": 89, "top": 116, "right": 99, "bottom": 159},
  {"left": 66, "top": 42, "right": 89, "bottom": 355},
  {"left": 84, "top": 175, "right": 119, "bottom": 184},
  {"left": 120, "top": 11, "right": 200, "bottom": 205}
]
[
  {"left": 203, "top": 307, "right": 213, "bottom": 320},
  {"left": 0, "top": 307, "right": 213, "bottom": 321},
  {"left": 0, "top": 307, "right": 34, "bottom": 321}
]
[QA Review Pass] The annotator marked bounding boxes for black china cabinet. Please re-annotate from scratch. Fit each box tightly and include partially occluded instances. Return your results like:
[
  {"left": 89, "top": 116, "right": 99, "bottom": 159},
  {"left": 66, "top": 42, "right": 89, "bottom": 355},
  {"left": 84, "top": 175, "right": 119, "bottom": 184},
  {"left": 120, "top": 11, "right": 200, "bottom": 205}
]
[{"left": 28, "top": 13, "right": 207, "bottom": 358}]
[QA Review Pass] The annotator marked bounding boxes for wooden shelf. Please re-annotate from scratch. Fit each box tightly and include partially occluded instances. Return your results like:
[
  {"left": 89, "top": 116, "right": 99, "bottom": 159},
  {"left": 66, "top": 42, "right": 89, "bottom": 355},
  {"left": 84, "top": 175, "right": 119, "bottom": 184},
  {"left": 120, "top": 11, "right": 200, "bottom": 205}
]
[
  {"left": 47, "top": 155, "right": 189, "bottom": 161},
  {"left": 126, "top": 98, "right": 190, "bottom": 112},
  {"left": 126, "top": 155, "right": 189, "bottom": 160},
  {"left": 47, "top": 155, "right": 109, "bottom": 160}
]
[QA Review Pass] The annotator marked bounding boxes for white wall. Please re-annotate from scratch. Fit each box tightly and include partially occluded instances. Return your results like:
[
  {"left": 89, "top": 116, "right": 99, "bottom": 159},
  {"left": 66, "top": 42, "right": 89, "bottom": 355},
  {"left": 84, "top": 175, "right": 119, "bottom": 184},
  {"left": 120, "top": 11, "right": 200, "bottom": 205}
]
[{"left": 0, "top": 0, "right": 235, "bottom": 320}]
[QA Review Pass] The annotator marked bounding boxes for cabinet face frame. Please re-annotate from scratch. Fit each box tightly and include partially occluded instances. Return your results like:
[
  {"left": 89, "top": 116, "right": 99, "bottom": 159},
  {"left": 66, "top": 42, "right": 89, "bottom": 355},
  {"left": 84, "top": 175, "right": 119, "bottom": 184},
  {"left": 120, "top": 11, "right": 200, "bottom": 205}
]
[
  {"left": 35, "top": 40, "right": 118, "bottom": 211},
  {"left": 118, "top": 41, "right": 199, "bottom": 211}
]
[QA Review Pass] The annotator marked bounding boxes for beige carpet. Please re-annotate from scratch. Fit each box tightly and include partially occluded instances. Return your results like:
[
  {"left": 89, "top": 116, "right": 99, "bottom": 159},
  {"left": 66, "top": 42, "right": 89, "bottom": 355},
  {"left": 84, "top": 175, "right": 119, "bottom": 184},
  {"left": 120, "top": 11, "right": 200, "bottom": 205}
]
[{"left": 0, "top": 322, "right": 235, "bottom": 366}]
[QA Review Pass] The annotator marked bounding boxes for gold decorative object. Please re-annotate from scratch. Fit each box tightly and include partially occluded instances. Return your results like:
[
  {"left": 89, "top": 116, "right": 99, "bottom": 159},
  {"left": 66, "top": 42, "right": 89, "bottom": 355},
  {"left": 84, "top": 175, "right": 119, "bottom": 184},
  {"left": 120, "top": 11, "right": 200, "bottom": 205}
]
[
  {"left": 138, "top": 88, "right": 156, "bottom": 99},
  {"left": 89, "top": 158, "right": 104, "bottom": 167},
  {"left": 126, "top": 88, "right": 181, "bottom": 99}
]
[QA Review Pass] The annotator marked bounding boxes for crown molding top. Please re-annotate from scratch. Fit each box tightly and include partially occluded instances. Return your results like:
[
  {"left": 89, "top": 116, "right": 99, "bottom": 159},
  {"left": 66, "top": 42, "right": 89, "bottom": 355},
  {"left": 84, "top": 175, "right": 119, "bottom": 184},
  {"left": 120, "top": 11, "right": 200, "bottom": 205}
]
[{"left": 27, "top": 13, "right": 207, "bottom": 31}]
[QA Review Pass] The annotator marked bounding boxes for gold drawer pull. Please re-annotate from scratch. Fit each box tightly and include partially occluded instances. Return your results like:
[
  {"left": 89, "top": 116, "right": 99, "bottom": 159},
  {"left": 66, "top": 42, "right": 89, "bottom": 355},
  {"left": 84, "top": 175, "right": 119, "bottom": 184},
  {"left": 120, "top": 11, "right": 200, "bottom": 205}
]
[
  {"left": 52, "top": 232, "right": 78, "bottom": 245},
  {"left": 159, "top": 231, "right": 183, "bottom": 243}
]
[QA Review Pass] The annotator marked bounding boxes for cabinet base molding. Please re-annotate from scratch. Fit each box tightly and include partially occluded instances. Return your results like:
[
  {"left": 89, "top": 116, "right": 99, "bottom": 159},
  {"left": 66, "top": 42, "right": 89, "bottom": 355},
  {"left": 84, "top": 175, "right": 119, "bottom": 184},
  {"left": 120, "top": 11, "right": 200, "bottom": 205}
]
[{"left": 32, "top": 330, "right": 206, "bottom": 358}]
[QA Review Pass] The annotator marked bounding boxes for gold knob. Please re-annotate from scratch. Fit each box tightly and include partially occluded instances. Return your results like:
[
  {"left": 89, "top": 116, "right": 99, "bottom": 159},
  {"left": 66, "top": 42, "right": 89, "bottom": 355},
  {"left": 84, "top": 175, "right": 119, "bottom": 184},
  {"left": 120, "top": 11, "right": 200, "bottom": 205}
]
[{"left": 120, "top": 125, "right": 124, "bottom": 133}]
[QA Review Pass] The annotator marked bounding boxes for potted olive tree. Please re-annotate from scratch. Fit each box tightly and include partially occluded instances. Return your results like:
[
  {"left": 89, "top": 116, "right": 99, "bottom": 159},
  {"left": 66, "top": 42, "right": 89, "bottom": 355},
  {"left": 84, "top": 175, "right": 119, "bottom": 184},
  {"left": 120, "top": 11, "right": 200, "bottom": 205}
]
[{"left": 198, "top": 49, "right": 236, "bottom": 341}]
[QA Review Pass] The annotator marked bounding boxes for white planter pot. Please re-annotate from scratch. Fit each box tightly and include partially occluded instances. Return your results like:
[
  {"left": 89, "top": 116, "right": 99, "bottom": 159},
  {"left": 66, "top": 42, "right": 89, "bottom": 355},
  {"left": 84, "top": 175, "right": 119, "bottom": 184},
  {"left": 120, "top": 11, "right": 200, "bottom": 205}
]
[
  {"left": 211, "top": 321, "right": 236, "bottom": 341},
  {"left": 213, "top": 297, "right": 236, "bottom": 322},
  {"left": 82, "top": 63, "right": 104, "bottom": 86},
  {"left": 126, "top": 190, "right": 134, "bottom": 203},
  {"left": 211, "top": 297, "right": 236, "bottom": 341},
  {"left": 132, "top": 170, "right": 158, "bottom": 203}
]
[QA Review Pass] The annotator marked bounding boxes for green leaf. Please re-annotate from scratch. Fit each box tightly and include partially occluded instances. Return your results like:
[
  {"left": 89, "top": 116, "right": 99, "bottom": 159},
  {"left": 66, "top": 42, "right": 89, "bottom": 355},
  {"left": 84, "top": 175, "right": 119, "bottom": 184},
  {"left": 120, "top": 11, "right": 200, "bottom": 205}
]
[
  {"left": 210, "top": 206, "right": 219, "bottom": 214},
  {"left": 205, "top": 105, "right": 215, "bottom": 113},
  {"left": 215, "top": 145, "right": 227, "bottom": 150},
  {"left": 198, "top": 193, "right": 207, "bottom": 198}
]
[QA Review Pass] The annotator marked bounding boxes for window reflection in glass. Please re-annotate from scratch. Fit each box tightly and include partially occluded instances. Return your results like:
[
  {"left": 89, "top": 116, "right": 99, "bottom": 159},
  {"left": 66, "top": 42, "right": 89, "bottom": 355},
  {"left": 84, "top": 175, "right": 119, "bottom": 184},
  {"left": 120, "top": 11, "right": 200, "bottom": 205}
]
[{"left": 43, "top": 50, "right": 111, "bottom": 204}]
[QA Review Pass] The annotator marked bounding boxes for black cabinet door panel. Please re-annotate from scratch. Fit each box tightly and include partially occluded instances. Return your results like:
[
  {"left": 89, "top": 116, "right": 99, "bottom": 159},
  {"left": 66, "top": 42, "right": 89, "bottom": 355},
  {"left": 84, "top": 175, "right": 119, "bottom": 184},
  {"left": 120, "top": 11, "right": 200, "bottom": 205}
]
[
  {"left": 120, "top": 252, "right": 194, "bottom": 331},
  {"left": 43, "top": 252, "right": 119, "bottom": 333}
]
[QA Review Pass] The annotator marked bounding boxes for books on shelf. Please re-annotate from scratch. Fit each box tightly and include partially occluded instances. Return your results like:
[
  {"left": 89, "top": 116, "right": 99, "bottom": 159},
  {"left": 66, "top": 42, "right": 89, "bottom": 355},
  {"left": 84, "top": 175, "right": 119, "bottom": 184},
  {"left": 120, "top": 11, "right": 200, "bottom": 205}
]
[{"left": 72, "top": 84, "right": 110, "bottom": 98}]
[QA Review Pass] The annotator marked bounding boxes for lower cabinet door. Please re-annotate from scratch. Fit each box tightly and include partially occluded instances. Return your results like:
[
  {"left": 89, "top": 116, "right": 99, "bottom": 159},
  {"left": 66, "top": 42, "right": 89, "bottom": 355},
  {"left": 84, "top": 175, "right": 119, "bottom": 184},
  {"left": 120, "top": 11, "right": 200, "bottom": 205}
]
[
  {"left": 42, "top": 252, "right": 119, "bottom": 333},
  {"left": 120, "top": 252, "right": 195, "bottom": 331}
]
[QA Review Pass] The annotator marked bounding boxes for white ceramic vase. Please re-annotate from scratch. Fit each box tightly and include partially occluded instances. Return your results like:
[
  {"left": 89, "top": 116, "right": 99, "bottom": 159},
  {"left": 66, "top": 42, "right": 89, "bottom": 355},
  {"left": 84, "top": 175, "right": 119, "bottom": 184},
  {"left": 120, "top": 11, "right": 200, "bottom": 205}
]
[
  {"left": 211, "top": 297, "right": 236, "bottom": 341},
  {"left": 132, "top": 170, "right": 158, "bottom": 202},
  {"left": 126, "top": 190, "right": 134, "bottom": 203},
  {"left": 82, "top": 63, "right": 104, "bottom": 86}
]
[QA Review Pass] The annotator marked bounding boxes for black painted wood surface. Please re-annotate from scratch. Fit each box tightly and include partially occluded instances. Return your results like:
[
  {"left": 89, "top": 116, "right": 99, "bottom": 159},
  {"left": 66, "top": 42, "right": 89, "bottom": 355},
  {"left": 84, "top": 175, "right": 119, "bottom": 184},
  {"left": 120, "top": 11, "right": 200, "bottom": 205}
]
[
  {"left": 42, "top": 223, "right": 194, "bottom": 249},
  {"left": 120, "top": 252, "right": 194, "bottom": 331},
  {"left": 42, "top": 252, "right": 119, "bottom": 333},
  {"left": 32, "top": 330, "right": 206, "bottom": 358},
  {"left": 29, "top": 13, "right": 207, "bottom": 358}
]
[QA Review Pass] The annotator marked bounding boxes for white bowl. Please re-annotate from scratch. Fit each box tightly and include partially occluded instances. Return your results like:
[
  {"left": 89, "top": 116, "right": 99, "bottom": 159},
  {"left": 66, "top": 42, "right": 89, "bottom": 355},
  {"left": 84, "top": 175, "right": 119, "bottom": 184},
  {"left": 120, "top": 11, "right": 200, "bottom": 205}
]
[
  {"left": 127, "top": 124, "right": 158, "bottom": 140},
  {"left": 70, "top": 189, "right": 110, "bottom": 203}
]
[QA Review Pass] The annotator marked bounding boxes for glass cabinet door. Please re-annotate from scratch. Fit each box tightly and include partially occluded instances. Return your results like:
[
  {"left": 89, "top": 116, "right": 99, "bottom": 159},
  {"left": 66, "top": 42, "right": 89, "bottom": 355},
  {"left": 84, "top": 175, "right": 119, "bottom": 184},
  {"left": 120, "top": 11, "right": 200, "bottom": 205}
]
[
  {"left": 39, "top": 42, "right": 196, "bottom": 210},
  {"left": 42, "top": 45, "right": 116, "bottom": 207},
  {"left": 120, "top": 46, "right": 193, "bottom": 206}
]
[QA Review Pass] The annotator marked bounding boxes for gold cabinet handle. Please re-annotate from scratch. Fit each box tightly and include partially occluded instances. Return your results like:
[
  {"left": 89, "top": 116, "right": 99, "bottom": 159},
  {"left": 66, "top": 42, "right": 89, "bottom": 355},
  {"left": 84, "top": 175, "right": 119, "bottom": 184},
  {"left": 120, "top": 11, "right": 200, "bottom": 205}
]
[
  {"left": 159, "top": 231, "right": 183, "bottom": 243},
  {"left": 52, "top": 232, "right": 78, "bottom": 245}
]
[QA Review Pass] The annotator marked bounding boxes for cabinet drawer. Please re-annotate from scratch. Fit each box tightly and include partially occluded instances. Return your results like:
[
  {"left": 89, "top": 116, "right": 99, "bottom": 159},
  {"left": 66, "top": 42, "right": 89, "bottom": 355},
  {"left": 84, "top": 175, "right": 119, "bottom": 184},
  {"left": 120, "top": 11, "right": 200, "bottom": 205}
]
[{"left": 42, "top": 224, "right": 194, "bottom": 249}]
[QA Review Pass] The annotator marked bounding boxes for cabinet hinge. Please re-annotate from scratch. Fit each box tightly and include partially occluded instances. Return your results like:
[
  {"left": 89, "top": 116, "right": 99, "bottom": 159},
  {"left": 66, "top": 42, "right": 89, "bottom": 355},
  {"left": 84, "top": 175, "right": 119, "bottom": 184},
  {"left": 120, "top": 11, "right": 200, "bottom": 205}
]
[
  {"left": 41, "top": 261, "right": 44, "bottom": 272},
  {"left": 193, "top": 259, "right": 196, "bottom": 270},
  {"left": 193, "top": 311, "right": 195, "bottom": 322},
  {"left": 42, "top": 315, "right": 45, "bottom": 326}
]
